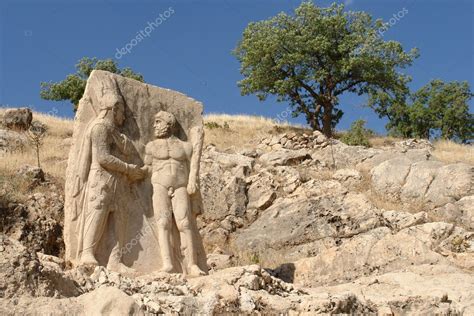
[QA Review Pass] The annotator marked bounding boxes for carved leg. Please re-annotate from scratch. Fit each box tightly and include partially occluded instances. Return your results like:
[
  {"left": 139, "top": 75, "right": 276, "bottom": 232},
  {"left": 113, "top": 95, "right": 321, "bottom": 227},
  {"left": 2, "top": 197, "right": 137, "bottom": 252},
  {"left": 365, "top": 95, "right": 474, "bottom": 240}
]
[
  {"left": 81, "top": 207, "right": 109, "bottom": 266},
  {"left": 173, "top": 188, "right": 205, "bottom": 277},
  {"left": 107, "top": 210, "right": 134, "bottom": 273},
  {"left": 153, "top": 184, "right": 174, "bottom": 272}
]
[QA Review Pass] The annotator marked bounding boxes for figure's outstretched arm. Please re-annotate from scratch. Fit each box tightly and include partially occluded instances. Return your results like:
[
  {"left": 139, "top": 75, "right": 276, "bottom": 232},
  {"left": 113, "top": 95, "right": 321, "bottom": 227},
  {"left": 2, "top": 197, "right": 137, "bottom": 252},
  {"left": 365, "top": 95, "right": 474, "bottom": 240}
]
[
  {"left": 141, "top": 143, "right": 153, "bottom": 174},
  {"left": 187, "top": 126, "right": 204, "bottom": 195},
  {"left": 91, "top": 124, "right": 143, "bottom": 181}
]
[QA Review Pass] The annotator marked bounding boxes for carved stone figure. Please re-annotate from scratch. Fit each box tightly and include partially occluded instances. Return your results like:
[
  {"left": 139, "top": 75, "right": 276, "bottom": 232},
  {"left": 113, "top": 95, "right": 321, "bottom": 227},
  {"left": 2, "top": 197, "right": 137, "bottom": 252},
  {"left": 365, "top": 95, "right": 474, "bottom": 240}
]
[
  {"left": 65, "top": 70, "right": 208, "bottom": 275},
  {"left": 67, "top": 86, "right": 146, "bottom": 271},
  {"left": 143, "top": 111, "right": 206, "bottom": 276}
]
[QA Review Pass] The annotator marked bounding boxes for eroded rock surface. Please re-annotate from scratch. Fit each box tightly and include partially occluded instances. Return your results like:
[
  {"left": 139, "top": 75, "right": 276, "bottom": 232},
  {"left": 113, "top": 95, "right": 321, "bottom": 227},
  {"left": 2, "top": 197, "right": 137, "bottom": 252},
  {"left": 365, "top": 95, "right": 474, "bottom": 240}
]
[
  {"left": 2, "top": 108, "right": 32, "bottom": 131},
  {"left": 1, "top": 122, "right": 473, "bottom": 314}
]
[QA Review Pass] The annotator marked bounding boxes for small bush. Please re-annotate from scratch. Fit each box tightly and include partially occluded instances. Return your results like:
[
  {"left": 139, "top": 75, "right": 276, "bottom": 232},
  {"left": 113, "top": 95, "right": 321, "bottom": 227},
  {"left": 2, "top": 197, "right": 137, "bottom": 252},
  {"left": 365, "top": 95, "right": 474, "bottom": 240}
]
[
  {"left": 205, "top": 121, "right": 230, "bottom": 130},
  {"left": 204, "top": 121, "right": 222, "bottom": 129},
  {"left": 340, "top": 119, "right": 373, "bottom": 147}
]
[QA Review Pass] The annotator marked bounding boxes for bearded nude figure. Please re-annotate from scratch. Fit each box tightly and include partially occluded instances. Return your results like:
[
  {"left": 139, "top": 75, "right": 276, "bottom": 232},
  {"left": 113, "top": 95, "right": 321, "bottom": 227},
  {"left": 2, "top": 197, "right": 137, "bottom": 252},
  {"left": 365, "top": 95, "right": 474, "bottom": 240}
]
[{"left": 143, "top": 111, "right": 205, "bottom": 276}]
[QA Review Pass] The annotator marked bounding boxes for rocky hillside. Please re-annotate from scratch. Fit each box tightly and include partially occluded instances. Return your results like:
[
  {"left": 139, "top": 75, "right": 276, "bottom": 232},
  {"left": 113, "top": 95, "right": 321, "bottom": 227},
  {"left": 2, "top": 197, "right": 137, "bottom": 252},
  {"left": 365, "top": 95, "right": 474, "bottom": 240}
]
[{"left": 1, "top": 109, "right": 473, "bottom": 315}]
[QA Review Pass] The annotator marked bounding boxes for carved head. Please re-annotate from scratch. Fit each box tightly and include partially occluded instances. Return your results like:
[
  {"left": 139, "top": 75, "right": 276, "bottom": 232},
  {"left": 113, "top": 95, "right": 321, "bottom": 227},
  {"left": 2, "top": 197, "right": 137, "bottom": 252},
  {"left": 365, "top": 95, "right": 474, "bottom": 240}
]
[
  {"left": 154, "top": 111, "right": 176, "bottom": 138},
  {"left": 98, "top": 96, "right": 125, "bottom": 126}
]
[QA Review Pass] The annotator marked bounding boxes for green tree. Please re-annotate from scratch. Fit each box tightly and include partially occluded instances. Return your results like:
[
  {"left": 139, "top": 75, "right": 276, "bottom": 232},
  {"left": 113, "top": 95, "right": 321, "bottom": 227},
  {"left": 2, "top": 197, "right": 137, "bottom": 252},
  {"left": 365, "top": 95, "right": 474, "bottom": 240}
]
[
  {"left": 233, "top": 2, "right": 418, "bottom": 137},
  {"left": 40, "top": 57, "right": 144, "bottom": 112},
  {"left": 376, "top": 80, "right": 473, "bottom": 142},
  {"left": 340, "top": 119, "right": 373, "bottom": 147}
]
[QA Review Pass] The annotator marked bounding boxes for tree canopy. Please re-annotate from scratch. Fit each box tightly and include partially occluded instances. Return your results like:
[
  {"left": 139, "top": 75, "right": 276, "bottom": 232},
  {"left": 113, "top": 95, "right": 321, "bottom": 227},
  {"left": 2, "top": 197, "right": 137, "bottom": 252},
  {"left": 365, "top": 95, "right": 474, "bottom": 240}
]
[
  {"left": 234, "top": 1, "right": 418, "bottom": 137},
  {"left": 40, "top": 57, "right": 144, "bottom": 112},
  {"left": 373, "top": 80, "right": 473, "bottom": 142}
]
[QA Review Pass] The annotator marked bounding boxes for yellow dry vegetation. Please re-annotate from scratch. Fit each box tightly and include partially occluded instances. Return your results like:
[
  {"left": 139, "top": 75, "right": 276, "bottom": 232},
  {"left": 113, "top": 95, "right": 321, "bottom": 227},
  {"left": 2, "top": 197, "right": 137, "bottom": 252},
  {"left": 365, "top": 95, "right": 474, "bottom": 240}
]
[
  {"left": 431, "top": 139, "right": 474, "bottom": 165},
  {"left": 0, "top": 108, "right": 73, "bottom": 180},
  {"left": 203, "top": 113, "right": 309, "bottom": 150}
]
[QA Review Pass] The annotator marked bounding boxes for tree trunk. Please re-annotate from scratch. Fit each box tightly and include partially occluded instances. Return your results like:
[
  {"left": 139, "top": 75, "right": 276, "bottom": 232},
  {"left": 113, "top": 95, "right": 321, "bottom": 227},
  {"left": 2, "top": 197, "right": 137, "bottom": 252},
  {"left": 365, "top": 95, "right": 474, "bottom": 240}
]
[
  {"left": 308, "top": 115, "right": 320, "bottom": 131},
  {"left": 36, "top": 143, "right": 41, "bottom": 168},
  {"left": 322, "top": 104, "right": 333, "bottom": 138}
]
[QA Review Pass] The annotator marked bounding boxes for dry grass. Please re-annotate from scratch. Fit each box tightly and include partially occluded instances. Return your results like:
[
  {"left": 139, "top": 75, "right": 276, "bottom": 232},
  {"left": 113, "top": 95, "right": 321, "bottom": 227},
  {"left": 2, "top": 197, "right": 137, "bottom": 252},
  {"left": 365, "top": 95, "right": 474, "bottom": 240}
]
[
  {"left": 0, "top": 108, "right": 72, "bottom": 179},
  {"left": 203, "top": 113, "right": 310, "bottom": 151},
  {"left": 369, "top": 136, "right": 403, "bottom": 148},
  {"left": 432, "top": 139, "right": 474, "bottom": 165},
  {"left": 370, "top": 134, "right": 473, "bottom": 165}
]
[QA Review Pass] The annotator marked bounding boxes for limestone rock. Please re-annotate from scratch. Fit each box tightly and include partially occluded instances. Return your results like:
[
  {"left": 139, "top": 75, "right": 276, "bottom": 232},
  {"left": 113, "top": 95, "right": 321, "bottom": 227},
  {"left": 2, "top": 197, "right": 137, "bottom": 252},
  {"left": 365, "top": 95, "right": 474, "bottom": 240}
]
[
  {"left": 424, "top": 163, "right": 473, "bottom": 207},
  {"left": 17, "top": 164, "right": 45, "bottom": 183},
  {"left": 382, "top": 210, "right": 427, "bottom": 230},
  {"left": 396, "top": 138, "right": 434, "bottom": 151},
  {"left": 332, "top": 168, "right": 362, "bottom": 188},
  {"left": 371, "top": 158, "right": 473, "bottom": 208},
  {"left": 82, "top": 286, "right": 143, "bottom": 315},
  {"left": 431, "top": 196, "right": 474, "bottom": 230},
  {"left": 259, "top": 149, "right": 311, "bottom": 166},
  {"left": 0, "top": 235, "right": 80, "bottom": 299},
  {"left": 357, "top": 148, "right": 430, "bottom": 172},
  {"left": 2, "top": 108, "right": 32, "bottom": 131},
  {"left": 207, "top": 253, "right": 232, "bottom": 270},
  {"left": 1, "top": 186, "right": 64, "bottom": 256},
  {"left": 289, "top": 222, "right": 470, "bottom": 287},
  {"left": 234, "top": 193, "right": 381, "bottom": 263},
  {"left": 204, "top": 147, "right": 254, "bottom": 169},
  {"left": 400, "top": 160, "right": 443, "bottom": 202},
  {"left": 370, "top": 157, "right": 413, "bottom": 199},
  {"left": 247, "top": 174, "right": 276, "bottom": 210},
  {"left": 0, "top": 129, "right": 26, "bottom": 153},
  {"left": 309, "top": 264, "right": 474, "bottom": 315}
]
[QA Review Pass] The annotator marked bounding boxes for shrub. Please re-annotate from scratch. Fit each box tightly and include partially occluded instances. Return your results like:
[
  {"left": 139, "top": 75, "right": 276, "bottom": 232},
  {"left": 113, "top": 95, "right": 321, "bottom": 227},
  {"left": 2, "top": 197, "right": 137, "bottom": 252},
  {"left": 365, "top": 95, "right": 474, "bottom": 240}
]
[
  {"left": 340, "top": 119, "right": 373, "bottom": 147},
  {"left": 204, "top": 121, "right": 222, "bottom": 129}
]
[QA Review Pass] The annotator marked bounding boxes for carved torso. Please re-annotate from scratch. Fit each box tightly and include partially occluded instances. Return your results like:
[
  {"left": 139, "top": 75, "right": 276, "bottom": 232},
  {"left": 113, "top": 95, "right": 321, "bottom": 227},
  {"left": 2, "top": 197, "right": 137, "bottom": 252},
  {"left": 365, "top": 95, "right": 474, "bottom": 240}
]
[
  {"left": 146, "top": 136, "right": 192, "bottom": 189},
  {"left": 86, "top": 120, "right": 133, "bottom": 197}
]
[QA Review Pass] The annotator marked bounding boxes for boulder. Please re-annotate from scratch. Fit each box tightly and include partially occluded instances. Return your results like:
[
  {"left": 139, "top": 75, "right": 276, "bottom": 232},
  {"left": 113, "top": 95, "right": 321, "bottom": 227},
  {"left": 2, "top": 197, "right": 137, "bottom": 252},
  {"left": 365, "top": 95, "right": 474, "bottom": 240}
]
[
  {"left": 207, "top": 253, "right": 232, "bottom": 270},
  {"left": 204, "top": 147, "right": 254, "bottom": 169},
  {"left": 259, "top": 149, "right": 311, "bottom": 166},
  {"left": 2, "top": 108, "right": 32, "bottom": 131},
  {"left": 233, "top": 192, "right": 381, "bottom": 263},
  {"left": 0, "top": 235, "right": 80, "bottom": 299},
  {"left": 396, "top": 138, "right": 434, "bottom": 151},
  {"left": 332, "top": 168, "right": 362, "bottom": 188},
  {"left": 400, "top": 160, "right": 443, "bottom": 202},
  {"left": 289, "top": 222, "right": 470, "bottom": 287},
  {"left": 431, "top": 196, "right": 474, "bottom": 230},
  {"left": 424, "top": 163, "right": 473, "bottom": 207},
  {"left": 0, "top": 129, "right": 26, "bottom": 153},
  {"left": 370, "top": 157, "right": 413, "bottom": 199},
  {"left": 82, "top": 286, "right": 142, "bottom": 315},
  {"left": 371, "top": 158, "right": 473, "bottom": 208},
  {"left": 17, "top": 164, "right": 45, "bottom": 182},
  {"left": 247, "top": 173, "right": 276, "bottom": 210},
  {"left": 382, "top": 210, "right": 427, "bottom": 230}
]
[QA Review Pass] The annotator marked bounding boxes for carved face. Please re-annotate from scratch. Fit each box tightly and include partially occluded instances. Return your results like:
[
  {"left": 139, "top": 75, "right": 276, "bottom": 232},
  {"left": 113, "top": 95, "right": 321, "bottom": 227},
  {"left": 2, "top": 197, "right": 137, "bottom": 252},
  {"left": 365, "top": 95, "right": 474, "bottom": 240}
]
[{"left": 154, "top": 116, "right": 172, "bottom": 138}]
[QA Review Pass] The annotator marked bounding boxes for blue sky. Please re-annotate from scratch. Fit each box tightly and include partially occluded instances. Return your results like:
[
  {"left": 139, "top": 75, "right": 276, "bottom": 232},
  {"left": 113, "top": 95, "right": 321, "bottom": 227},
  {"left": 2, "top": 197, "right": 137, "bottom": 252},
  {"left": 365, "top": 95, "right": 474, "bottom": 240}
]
[{"left": 0, "top": 0, "right": 472, "bottom": 134}]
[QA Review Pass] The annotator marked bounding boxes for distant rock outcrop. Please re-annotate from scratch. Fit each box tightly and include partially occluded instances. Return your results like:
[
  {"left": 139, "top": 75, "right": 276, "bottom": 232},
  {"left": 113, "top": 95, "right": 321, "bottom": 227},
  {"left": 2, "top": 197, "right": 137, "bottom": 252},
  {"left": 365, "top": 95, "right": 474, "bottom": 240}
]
[{"left": 2, "top": 108, "right": 32, "bottom": 131}]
